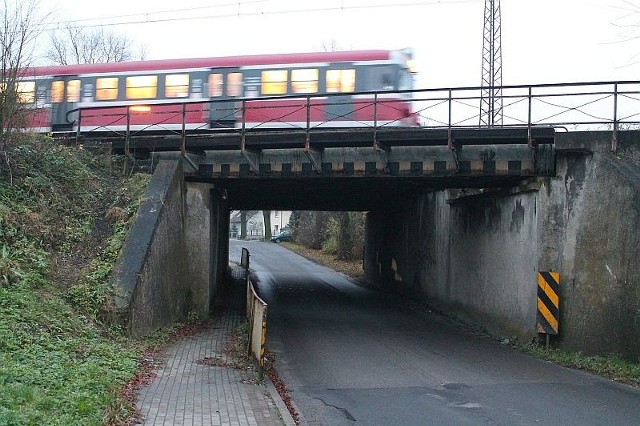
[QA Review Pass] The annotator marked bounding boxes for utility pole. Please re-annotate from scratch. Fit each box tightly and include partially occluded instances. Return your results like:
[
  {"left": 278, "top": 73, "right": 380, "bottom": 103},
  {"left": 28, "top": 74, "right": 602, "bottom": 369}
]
[{"left": 480, "top": 0, "right": 503, "bottom": 127}]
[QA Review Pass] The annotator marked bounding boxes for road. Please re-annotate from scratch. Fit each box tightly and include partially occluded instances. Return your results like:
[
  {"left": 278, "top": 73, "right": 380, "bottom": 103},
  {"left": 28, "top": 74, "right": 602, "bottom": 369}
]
[{"left": 229, "top": 240, "right": 640, "bottom": 426}]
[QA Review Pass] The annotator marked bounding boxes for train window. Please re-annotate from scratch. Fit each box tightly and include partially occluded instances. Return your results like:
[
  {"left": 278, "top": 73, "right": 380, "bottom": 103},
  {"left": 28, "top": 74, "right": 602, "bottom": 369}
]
[
  {"left": 367, "top": 66, "right": 395, "bottom": 91},
  {"left": 326, "top": 69, "right": 355, "bottom": 93},
  {"left": 291, "top": 69, "right": 318, "bottom": 94},
  {"left": 227, "top": 73, "right": 242, "bottom": 97},
  {"left": 209, "top": 73, "right": 223, "bottom": 97},
  {"left": 17, "top": 81, "right": 35, "bottom": 104},
  {"left": 36, "top": 85, "right": 47, "bottom": 107},
  {"left": 67, "top": 80, "right": 81, "bottom": 102},
  {"left": 51, "top": 81, "right": 64, "bottom": 103},
  {"left": 126, "top": 75, "right": 158, "bottom": 99},
  {"left": 96, "top": 77, "right": 118, "bottom": 100},
  {"left": 261, "top": 70, "right": 288, "bottom": 95},
  {"left": 165, "top": 74, "right": 189, "bottom": 98}
]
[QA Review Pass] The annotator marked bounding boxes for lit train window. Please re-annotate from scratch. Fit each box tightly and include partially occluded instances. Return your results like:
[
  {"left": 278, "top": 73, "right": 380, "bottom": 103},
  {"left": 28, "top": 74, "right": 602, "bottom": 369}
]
[
  {"left": 67, "top": 80, "right": 81, "bottom": 102},
  {"left": 51, "top": 81, "right": 64, "bottom": 103},
  {"left": 227, "top": 73, "right": 242, "bottom": 97},
  {"left": 126, "top": 75, "right": 157, "bottom": 99},
  {"left": 165, "top": 74, "right": 189, "bottom": 98},
  {"left": 261, "top": 70, "right": 288, "bottom": 95},
  {"left": 209, "top": 73, "right": 223, "bottom": 97},
  {"left": 326, "top": 69, "right": 355, "bottom": 93},
  {"left": 96, "top": 77, "right": 118, "bottom": 100},
  {"left": 291, "top": 69, "right": 318, "bottom": 94},
  {"left": 17, "top": 81, "right": 35, "bottom": 104}
]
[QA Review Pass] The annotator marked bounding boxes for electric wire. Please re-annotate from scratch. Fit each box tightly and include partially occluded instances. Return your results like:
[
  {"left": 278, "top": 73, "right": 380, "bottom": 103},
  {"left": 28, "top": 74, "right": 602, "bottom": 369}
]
[{"left": 42, "top": 0, "right": 482, "bottom": 32}]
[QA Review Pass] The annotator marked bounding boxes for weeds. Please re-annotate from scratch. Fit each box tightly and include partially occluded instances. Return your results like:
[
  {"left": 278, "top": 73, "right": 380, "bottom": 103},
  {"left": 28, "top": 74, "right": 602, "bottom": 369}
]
[
  {"left": 0, "top": 135, "right": 150, "bottom": 425},
  {"left": 521, "top": 342, "right": 640, "bottom": 387}
]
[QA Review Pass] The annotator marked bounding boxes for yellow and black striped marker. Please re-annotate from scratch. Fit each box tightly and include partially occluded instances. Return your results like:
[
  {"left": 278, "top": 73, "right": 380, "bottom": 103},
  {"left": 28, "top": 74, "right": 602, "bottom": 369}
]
[{"left": 537, "top": 271, "right": 560, "bottom": 335}]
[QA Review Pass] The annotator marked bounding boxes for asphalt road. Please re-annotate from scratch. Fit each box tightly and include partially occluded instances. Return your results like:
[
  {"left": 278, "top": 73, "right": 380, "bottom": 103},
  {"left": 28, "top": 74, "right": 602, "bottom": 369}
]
[{"left": 230, "top": 240, "right": 640, "bottom": 426}]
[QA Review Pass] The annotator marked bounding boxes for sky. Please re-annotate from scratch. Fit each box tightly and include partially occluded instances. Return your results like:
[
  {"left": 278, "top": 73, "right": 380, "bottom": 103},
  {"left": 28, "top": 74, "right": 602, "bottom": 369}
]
[{"left": 36, "top": 0, "right": 640, "bottom": 89}]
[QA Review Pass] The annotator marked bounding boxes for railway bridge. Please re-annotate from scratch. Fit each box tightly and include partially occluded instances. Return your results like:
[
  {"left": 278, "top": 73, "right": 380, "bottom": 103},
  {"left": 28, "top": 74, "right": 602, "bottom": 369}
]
[{"left": 105, "top": 82, "right": 640, "bottom": 361}]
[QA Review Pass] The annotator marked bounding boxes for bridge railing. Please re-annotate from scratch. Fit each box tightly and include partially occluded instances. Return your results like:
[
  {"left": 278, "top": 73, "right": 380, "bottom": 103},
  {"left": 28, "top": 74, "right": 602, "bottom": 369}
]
[{"left": 67, "top": 80, "right": 640, "bottom": 152}]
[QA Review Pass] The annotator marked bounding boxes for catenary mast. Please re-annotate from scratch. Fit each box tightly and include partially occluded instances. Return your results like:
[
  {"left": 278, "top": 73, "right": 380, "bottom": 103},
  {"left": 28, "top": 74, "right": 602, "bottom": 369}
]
[{"left": 479, "top": 0, "right": 503, "bottom": 127}]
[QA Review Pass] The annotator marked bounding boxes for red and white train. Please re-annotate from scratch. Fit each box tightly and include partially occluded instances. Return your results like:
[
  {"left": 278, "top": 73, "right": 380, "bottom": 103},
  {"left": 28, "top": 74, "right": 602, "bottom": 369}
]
[{"left": 19, "top": 49, "right": 417, "bottom": 134}]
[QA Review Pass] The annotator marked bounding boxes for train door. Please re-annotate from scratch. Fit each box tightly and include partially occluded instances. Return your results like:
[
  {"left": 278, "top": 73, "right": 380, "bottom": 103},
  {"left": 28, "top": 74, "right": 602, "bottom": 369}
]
[
  {"left": 325, "top": 64, "right": 356, "bottom": 125},
  {"left": 51, "top": 76, "right": 81, "bottom": 131},
  {"left": 208, "top": 68, "right": 243, "bottom": 128}
]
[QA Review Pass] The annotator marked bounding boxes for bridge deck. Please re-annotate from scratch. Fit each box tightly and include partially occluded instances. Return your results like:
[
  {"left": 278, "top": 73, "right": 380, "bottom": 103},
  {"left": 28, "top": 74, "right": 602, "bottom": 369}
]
[{"left": 109, "top": 126, "right": 555, "bottom": 154}]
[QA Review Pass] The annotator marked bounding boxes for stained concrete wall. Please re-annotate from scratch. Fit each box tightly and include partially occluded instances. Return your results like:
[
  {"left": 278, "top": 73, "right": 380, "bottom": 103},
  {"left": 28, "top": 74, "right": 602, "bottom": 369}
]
[
  {"left": 109, "top": 160, "right": 211, "bottom": 337},
  {"left": 537, "top": 132, "right": 640, "bottom": 359},
  {"left": 365, "top": 131, "right": 640, "bottom": 360},
  {"left": 365, "top": 189, "right": 540, "bottom": 341}
]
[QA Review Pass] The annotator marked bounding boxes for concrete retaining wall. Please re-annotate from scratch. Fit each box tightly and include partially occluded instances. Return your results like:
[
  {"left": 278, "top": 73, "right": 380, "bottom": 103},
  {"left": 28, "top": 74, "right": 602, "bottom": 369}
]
[
  {"left": 365, "top": 189, "right": 540, "bottom": 341},
  {"left": 537, "top": 132, "right": 640, "bottom": 359},
  {"left": 365, "top": 131, "right": 640, "bottom": 360},
  {"left": 109, "top": 160, "right": 211, "bottom": 337}
]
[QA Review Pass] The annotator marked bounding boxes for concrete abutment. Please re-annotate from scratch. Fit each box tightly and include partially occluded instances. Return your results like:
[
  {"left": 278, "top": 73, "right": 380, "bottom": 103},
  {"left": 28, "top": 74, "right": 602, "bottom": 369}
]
[
  {"left": 365, "top": 131, "right": 640, "bottom": 360},
  {"left": 108, "top": 160, "right": 229, "bottom": 337}
]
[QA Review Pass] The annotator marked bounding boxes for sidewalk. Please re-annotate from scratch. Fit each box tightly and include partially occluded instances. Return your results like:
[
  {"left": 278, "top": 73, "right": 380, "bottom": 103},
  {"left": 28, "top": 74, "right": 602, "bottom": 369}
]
[{"left": 135, "top": 265, "right": 295, "bottom": 426}]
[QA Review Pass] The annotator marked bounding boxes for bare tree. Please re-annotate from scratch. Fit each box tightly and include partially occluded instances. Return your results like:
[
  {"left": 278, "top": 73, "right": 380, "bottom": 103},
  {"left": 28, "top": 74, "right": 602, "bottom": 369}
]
[
  {"left": 319, "top": 39, "right": 343, "bottom": 52},
  {"left": 46, "top": 23, "right": 144, "bottom": 65},
  {"left": 0, "top": 0, "right": 46, "bottom": 153}
]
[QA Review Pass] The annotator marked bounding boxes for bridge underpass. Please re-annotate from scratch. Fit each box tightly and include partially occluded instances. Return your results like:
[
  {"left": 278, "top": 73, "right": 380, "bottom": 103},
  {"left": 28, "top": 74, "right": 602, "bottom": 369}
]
[
  {"left": 109, "top": 129, "right": 639, "bottom": 361},
  {"left": 107, "top": 126, "right": 638, "bottom": 362}
]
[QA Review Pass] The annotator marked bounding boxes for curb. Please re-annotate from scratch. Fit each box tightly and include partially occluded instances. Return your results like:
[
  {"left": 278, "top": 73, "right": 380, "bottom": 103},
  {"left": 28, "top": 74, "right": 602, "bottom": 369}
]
[{"left": 265, "top": 376, "right": 299, "bottom": 426}]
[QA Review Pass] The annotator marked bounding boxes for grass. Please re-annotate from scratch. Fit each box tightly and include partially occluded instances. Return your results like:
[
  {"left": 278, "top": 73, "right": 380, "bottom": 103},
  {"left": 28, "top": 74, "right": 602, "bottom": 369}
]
[
  {"left": 280, "top": 241, "right": 364, "bottom": 278},
  {"left": 520, "top": 343, "right": 640, "bottom": 387},
  {"left": 0, "top": 135, "right": 152, "bottom": 425}
]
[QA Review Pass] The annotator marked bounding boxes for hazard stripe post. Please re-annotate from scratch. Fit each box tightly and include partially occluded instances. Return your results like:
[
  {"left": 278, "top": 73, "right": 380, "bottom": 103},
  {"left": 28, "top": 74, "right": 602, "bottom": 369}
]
[{"left": 537, "top": 271, "right": 560, "bottom": 335}]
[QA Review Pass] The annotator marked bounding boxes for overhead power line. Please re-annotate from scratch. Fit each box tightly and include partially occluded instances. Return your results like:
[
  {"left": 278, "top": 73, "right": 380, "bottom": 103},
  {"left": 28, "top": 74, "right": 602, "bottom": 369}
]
[{"left": 42, "top": 0, "right": 482, "bottom": 32}]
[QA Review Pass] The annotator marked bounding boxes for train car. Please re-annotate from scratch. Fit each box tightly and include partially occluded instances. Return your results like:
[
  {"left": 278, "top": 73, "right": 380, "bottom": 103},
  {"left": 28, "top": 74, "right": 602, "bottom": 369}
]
[{"left": 19, "top": 49, "right": 417, "bottom": 135}]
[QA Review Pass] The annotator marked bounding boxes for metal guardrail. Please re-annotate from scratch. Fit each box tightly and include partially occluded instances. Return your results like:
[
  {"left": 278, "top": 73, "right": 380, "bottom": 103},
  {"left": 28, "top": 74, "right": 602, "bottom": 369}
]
[{"left": 67, "top": 80, "right": 640, "bottom": 152}]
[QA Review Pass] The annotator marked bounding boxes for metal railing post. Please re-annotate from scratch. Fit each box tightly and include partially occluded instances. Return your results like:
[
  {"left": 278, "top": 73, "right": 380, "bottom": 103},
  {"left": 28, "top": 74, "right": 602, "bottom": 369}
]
[
  {"left": 181, "top": 103, "right": 187, "bottom": 156},
  {"left": 528, "top": 86, "right": 533, "bottom": 148},
  {"left": 306, "top": 95, "right": 311, "bottom": 148},
  {"left": 447, "top": 89, "right": 453, "bottom": 149},
  {"left": 240, "top": 99, "right": 247, "bottom": 152},
  {"left": 124, "top": 107, "right": 131, "bottom": 158},
  {"left": 373, "top": 92, "right": 378, "bottom": 146},
  {"left": 612, "top": 83, "right": 619, "bottom": 153}
]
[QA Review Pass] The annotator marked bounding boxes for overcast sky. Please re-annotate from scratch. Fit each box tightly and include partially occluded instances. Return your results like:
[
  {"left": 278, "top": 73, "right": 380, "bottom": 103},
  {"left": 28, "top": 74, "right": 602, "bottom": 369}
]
[{"left": 39, "top": 0, "right": 640, "bottom": 89}]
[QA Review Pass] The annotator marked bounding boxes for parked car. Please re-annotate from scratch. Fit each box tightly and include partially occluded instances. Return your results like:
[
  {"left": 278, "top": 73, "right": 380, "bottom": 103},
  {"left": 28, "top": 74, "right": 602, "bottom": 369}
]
[{"left": 270, "top": 229, "right": 292, "bottom": 243}]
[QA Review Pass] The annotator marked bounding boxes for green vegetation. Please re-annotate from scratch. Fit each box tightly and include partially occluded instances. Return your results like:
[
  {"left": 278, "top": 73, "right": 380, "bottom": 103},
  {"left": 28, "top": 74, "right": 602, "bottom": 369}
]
[
  {"left": 291, "top": 211, "right": 365, "bottom": 261},
  {"left": 521, "top": 343, "right": 640, "bottom": 387},
  {"left": 0, "top": 135, "right": 151, "bottom": 425}
]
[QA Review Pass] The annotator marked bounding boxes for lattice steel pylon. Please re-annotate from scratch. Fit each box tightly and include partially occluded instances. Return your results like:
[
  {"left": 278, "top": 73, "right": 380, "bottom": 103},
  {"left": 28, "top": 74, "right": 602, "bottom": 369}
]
[{"left": 479, "top": 0, "right": 503, "bottom": 127}]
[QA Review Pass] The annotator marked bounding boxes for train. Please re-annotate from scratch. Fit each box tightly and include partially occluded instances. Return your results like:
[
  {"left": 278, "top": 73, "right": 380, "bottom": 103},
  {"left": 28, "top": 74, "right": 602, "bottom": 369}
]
[{"left": 18, "top": 49, "right": 418, "bottom": 135}]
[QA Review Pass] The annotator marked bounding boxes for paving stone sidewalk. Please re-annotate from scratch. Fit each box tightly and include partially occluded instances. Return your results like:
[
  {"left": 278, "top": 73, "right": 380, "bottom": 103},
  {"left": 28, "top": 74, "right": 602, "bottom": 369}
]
[{"left": 135, "top": 266, "right": 293, "bottom": 426}]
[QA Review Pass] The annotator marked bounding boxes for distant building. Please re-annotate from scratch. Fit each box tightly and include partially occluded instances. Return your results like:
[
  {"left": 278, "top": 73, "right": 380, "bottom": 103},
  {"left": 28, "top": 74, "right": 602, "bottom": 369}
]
[{"left": 229, "top": 210, "right": 292, "bottom": 239}]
